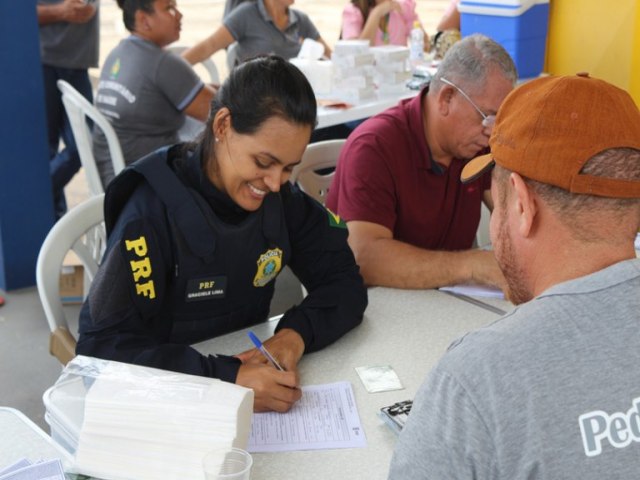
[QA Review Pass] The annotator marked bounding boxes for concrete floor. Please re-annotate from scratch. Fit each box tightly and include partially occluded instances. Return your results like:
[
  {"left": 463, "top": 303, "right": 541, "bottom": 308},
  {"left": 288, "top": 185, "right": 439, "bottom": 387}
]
[{"left": 1, "top": 0, "right": 449, "bottom": 433}]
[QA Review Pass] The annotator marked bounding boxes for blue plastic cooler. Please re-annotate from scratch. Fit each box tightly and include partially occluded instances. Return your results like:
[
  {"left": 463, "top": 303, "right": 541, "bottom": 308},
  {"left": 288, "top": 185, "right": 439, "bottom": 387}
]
[{"left": 459, "top": 0, "right": 550, "bottom": 78}]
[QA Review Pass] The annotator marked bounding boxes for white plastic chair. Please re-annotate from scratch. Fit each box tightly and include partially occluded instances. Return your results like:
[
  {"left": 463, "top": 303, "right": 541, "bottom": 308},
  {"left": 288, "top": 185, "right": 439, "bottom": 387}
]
[
  {"left": 167, "top": 44, "right": 220, "bottom": 84},
  {"left": 289, "top": 139, "right": 346, "bottom": 298},
  {"left": 290, "top": 139, "right": 346, "bottom": 205},
  {"left": 57, "top": 80, "right": 125, "bottom": 196},
  {"left": 167, "top": 45, "right": 220, "bottom": 141},
  {"left": 226, "top": 42, "right": 239, "bottom": 72},
  {"left": 476, "top": 203, "right": 492, "bottom": 248},
  {"left": 36, "top": 194, "right": 106, "bottom": 365}
]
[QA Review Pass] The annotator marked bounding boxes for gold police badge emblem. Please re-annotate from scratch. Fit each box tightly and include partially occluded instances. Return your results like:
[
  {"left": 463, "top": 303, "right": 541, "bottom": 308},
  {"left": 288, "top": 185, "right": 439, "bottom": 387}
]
[{"left": 253, "top": 248, "right": 283, "bottom": 287}]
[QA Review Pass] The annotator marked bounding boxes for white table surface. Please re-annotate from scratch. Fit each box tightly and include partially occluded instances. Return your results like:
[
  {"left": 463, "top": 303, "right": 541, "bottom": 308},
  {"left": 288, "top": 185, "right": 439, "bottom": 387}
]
[
  {"left": 316, "top": 89, "right": 418, "bottom": 129},
  {"left": 195, "top": 287, "right": 513, "bottom": 480},
  {"left": 15, "top": 287, "right": 513, "bottom": 480},
  {"left": 178, "top": 88, "right": 419, "bottom": 139}
]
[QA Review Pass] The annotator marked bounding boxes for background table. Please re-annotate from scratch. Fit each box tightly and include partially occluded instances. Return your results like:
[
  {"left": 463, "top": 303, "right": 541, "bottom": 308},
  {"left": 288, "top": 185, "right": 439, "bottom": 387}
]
[
  {"left": 195, "top": 287, "right": 513, "bottom": 480},
  {"left": 316, "top": 89, "right": 418, "bottom": 129},
  {"left": 178, "top": 88, "right": 420, "bottom": 141}
]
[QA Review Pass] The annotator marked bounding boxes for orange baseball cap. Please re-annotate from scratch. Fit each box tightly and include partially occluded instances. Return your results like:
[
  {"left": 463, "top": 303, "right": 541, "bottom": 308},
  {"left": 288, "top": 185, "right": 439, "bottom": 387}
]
[{"left": 461, "top": 73, "right": 640, "bottom": 198}]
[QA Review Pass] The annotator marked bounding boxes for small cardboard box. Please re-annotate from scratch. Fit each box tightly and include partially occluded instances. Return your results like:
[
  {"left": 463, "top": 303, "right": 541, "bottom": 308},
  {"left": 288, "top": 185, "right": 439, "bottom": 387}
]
[
  {"left": 59, "top": 265, "right": 84, "bottom": 305},
  {"left": 60, "top": 251, "right": 84, "bottom": 305}
]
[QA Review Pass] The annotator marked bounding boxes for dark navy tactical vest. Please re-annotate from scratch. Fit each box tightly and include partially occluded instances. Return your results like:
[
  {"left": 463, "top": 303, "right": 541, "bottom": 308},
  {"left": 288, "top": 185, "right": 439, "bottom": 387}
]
[{"left": 105, "top": 146, "right": 291, "bottom": 344}]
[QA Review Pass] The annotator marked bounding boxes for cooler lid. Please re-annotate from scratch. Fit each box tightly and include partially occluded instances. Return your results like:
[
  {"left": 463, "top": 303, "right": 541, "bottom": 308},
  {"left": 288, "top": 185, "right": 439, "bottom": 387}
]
[{"left": 459, "top": 0, "right": 549, "bottom": 16}]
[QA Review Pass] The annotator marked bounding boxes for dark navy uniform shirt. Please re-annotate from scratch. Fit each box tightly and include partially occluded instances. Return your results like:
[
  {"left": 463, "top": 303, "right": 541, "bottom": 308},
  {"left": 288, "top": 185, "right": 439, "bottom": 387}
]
[{"left": 77, "top": 144, "right": 367, "bottom": 382}]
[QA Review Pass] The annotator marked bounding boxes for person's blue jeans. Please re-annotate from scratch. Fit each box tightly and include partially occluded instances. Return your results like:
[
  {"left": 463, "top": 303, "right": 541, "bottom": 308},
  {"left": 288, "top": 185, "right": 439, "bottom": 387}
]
[{"left": 42, "top": 65, "right": 93, "bottom": 218}]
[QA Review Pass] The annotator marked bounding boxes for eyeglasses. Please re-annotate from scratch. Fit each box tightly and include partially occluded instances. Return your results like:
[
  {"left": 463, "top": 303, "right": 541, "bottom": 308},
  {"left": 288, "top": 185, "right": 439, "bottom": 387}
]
[{"left": 440, "top": 77, "right": 495, "bottom": 128}]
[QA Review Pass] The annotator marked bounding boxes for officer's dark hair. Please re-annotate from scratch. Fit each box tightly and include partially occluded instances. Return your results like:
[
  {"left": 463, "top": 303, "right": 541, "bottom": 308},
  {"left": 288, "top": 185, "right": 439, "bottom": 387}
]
[
  {"left": 116, "top": 0, "right": 155, "bottom": 32},
  {"left": 201, "top": 55, "right": 318, "bottom": 162}
]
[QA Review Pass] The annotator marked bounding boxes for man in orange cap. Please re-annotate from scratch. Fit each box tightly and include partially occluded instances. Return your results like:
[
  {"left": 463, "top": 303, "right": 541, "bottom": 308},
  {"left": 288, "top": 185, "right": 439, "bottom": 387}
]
[{"left": 388, "top": 73, "right": 640, "bottom": 479}]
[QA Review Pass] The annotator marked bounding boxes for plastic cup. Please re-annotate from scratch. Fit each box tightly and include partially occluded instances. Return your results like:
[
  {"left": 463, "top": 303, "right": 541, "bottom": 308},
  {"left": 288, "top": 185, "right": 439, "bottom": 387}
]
[{"left": 203, "top": 447, "right": 253, "bottom": 480}]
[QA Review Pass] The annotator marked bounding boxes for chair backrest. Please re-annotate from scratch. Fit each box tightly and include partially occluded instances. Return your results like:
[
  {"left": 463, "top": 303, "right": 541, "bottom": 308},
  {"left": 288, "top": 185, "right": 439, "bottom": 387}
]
[
  {"left": 167, "top": 44, "right": 220, "bottom": 84},
  {"left": 36, "top": 194, "right": 106, "bottom": 365},
  {"left": 475, "top": 202, "right": 491, "bottom": 248},
  {"left": 226, "top": 42, "right": 239, "bottom": 72},
  {"left": 290, "top": 139, "right": 346, "bottom": 205},
  {"left": 57, "top": 80, "right": 126, "bottom": 196},
  {"left": 166, "top": 45, "right": 220, "bottom": 141}
]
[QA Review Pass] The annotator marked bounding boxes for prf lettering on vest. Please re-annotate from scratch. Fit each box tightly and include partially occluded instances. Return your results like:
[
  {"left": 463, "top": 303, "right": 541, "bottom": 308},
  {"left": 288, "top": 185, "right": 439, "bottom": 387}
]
[
  {"left": 579, "top": 397, "right": 640, "bottom": 457},
  {"left": 200, "top": 281, "right": 215, "bottom": 289},
  {"left": 125, "top": 236, "right": 156, "bottom": 299}
]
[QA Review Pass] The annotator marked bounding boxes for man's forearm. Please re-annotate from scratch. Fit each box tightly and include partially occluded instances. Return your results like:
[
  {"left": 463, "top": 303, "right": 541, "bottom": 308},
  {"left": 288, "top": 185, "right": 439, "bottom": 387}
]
[
  {"left": 353, "top": 237, "right": 500, "bottom": 289},
  {"left": 37, "top": 1, "right": 96, "bottom": 25},
  {"left": 37, "top": 4, "right": 65, "bottom": 24}
]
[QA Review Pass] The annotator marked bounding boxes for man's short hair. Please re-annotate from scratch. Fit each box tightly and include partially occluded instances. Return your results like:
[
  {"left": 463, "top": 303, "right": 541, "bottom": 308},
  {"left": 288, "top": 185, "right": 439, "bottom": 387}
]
[
  {"left": 430, "top": 34, "right": 517, "bottom": 94},
  {"left": 494, "top": 149, "right": 640, "bottom": 240}
]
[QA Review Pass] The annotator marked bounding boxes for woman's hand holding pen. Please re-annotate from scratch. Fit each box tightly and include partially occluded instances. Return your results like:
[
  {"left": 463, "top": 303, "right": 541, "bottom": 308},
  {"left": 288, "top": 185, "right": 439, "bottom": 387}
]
[
  {"left": 236, "top": 363, "right": 301, "bottom": 412},
  {"left": 235, "top": 329, "right": 305, "bottom": 412},
  {"left": 236, "top": 328, "right": 305, "bottom": 372}
]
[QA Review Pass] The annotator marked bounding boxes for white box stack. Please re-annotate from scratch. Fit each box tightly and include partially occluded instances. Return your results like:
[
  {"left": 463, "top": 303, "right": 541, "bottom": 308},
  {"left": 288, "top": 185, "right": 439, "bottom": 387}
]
[
  {"left": 331, "top": 40, "right": 376, "bottom": 102},
  {"left": 43, "top": 356, "right": 254, "bottom": 480},
  {"left": 371, "top": 46, "right": 411, "bottom": 95},
  {"left": 289, "top": 58, "right": 334, "bottom": 95}
]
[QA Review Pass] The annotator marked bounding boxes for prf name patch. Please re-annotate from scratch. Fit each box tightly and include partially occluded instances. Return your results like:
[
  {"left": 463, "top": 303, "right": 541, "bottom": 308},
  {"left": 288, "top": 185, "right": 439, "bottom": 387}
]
[{"left": 185, "top": 276, "right": 227, "bottom": 302}]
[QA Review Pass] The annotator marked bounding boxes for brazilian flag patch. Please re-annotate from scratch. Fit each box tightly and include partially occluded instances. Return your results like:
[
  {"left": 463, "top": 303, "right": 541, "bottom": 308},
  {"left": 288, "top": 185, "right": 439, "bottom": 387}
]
[
  {"left": 326, "top": 208, "right": 347, "bottom": 229},
  {"left": 110, "top": 58, "right": 121, "bottom": 79}
]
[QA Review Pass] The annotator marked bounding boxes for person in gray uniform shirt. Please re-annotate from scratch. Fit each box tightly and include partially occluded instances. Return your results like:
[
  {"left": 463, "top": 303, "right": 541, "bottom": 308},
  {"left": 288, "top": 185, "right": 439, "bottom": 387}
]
[
  {"left": 93, "top": 0, "right": 217, "bottom": 188},
  {"left": 223, "top": 0, "right": 249, "bottom": 18},
  {"left": 37, "top": 0, "right": 99, "bottom": 219},
  {"left": 388, "top": 73, "right": 640, "bottom": 479},
  {"left": 183, "top": 0, "right": 331, "bottom": 67}
]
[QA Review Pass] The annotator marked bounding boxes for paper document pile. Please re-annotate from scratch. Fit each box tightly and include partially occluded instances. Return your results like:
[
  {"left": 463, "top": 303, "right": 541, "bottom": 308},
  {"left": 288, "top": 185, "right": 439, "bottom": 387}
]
[
  {"left": 0, "top": 458, "right": 64, "bottom": 480},
  {"left": 52, "top": 356, "right": 253, "bottom": 480}
]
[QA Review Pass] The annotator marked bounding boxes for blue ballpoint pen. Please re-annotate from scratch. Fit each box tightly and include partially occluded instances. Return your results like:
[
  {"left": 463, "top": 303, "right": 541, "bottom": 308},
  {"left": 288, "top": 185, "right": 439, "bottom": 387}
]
[{"left": 247, "top": 331, "right": 285, "bottom": 371}]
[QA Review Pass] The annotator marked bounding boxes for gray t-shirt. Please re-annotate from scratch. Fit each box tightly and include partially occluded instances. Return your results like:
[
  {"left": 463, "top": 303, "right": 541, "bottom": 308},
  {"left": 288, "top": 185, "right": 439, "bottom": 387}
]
[
  {"left": 389, "top": 258, "right": 640, "bottom": 479},
  {"left": 93, "top": 36, "right": 203, "bottom": 186},
  {"left": 223, "top": 0, "right": 250, "bottom": 18},
  {"left": 38, "top": 0, "right": 100, "bottom": 69},
  {"left": 223, "top": 0, "right": 320, "bottom": 63}
]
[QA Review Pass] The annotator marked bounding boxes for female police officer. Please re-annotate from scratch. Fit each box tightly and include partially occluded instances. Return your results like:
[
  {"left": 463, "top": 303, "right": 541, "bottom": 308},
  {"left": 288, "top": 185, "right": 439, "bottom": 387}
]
[{"left": 76, "top": 55, "right": 367, "bottom": 412}]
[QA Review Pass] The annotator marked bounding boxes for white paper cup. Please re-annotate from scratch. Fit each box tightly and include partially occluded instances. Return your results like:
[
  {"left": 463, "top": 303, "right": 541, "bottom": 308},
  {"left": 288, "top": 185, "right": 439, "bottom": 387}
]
[{"left": 203, "top": 447, "right": 253, "bottom": 480}]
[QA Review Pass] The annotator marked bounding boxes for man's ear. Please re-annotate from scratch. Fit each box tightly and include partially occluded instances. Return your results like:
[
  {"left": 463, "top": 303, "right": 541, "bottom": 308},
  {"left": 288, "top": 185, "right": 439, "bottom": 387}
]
[
  {"left": 510, "top": 173, "right": 537, "bottom": 238},
  {"left": 134, "top": 10, "right": 151, "bottom": 31},
  {"left": 436, "top": 85, "right": 455, "bottom": 116}
]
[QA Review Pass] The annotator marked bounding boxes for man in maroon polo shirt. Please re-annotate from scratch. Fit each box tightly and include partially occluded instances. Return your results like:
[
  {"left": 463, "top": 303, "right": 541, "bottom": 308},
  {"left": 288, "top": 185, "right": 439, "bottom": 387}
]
[{"left": 326, "top": 34, "right": 516, "bottom": 290}]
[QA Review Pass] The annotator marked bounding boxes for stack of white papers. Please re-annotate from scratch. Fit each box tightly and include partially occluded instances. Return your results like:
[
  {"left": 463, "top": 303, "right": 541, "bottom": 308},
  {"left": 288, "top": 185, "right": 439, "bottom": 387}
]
[
  {"left": 70, "top": 359, "right": 253, "bottom": 480},
  {"left": 0, "top": 459, "right": 64, "bottom": 480}
]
